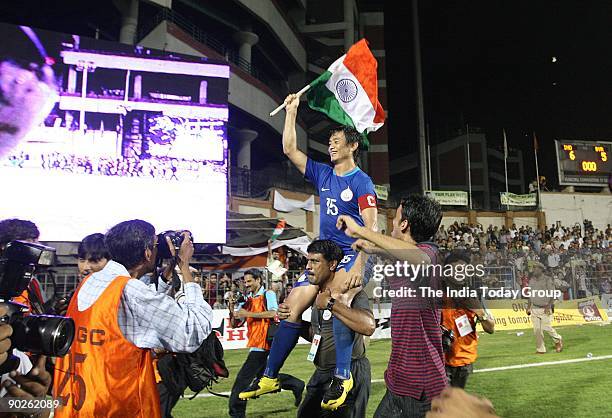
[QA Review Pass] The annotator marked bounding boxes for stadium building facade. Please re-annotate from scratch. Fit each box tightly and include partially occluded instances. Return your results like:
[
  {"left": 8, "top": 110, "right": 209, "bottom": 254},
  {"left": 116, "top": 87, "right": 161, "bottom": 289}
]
[
  {"left": 390, "top": 126, "right": 525, "bottom": 210},
  {"left": 131, "top": 0, "right": 390, "bottom": 196}
]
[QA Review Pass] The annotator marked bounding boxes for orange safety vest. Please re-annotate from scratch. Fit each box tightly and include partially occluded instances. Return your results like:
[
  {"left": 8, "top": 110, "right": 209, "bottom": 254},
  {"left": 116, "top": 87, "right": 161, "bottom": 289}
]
[
  {"left": 53, "top": 275, "right": 161, "bottom": 418},
  {"left": 244, "top": 291, "right": 271, "bottom": 351},
  {"left": 442, "top": 306, "right": 479, "bottom": 367},
  {"left": 12, "top": 289, "right": 31, "bottom": 312}
]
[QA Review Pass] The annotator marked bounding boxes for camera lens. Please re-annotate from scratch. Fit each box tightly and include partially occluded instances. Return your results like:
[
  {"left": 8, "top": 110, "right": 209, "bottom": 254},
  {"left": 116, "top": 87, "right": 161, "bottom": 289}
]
[{"left": 12, "top": 314, "right": 75, "bottom": 356}]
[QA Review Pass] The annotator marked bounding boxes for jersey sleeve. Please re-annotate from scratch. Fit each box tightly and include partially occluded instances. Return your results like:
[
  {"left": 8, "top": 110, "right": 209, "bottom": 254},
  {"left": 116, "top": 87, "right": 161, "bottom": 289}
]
[
  {"left": 355, "top": 175, "right": 377, "bottom": 211},
  {"left": 305, "top": 158, "right": 330, "bottom": 189},
  {"left": 265, "top": 290, "right": 279, "bottom": 311}
]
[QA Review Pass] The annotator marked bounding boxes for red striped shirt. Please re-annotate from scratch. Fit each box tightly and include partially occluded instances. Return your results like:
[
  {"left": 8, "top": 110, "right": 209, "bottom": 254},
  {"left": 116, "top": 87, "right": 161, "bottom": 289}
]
[{"left": 384, "top": 243, "right": 447, "bottom": 400}]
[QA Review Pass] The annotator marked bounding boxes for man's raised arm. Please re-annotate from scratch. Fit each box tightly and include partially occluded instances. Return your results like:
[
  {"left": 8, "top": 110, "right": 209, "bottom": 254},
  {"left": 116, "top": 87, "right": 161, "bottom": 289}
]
[
  {"left": 282, "top": 93, "right": 307, "bottom": 174},
  {"left": 338, "top": 215, "right": 431, "bottom": 265}
]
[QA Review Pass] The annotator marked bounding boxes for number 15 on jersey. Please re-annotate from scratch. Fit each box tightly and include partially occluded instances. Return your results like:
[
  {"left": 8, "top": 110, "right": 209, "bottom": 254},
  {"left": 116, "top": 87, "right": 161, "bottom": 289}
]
[{"left": 326, "top": 198, "right": 338, "bottom": 216}]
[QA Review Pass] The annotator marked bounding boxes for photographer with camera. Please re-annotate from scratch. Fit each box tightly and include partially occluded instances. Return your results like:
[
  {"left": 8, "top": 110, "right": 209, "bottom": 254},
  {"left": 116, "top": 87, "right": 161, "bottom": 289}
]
[
  {"left": 441, "top": 251, "right": 494, "bottom": 388},
  {"left": 53, "top": 220, "right": 212, "bottom": 418},
  {"left": 0, "top": 220, "right": 42, "bottom": 378},
  {"left": 0, "top": 304, "right": 53, "bottom": 413},
  {"left": 0, "top": 219, "right": 45, "bottom": 313},
  {"left": 229, "top": 269, "right": 304, "bottom": 418},
  {"left": 0, "top": 238, "right": 73, "bottom": 418}
]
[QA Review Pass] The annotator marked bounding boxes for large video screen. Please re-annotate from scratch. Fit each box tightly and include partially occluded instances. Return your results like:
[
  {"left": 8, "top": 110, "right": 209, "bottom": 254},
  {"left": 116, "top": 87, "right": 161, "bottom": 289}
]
[{"left": 0, "top": 24, "right": 229, "bottom": 242}]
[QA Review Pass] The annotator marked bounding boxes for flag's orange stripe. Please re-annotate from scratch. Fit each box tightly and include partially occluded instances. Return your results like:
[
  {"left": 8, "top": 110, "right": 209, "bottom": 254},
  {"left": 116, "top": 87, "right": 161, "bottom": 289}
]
[{"left": 342, "top": 39, "right": 386, "bottom": 123}]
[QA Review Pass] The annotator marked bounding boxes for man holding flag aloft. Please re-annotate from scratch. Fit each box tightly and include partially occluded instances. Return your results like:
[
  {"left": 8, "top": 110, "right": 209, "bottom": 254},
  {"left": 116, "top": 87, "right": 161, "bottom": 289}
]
[{"left": 240, "top": 39, "right": 384, "bottom": 411}]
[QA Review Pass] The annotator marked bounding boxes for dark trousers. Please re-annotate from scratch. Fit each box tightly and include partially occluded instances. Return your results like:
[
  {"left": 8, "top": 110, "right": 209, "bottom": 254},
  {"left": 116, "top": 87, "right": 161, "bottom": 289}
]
[
  {"left": 157, "top": 381, "right": 181, "bottom": 418},
  {"left": 297, "top": 357, "right": 371, "bottom": 418},
  {"left": 445, "top": 364, "right": 473, "bottom": 389},
  {"left": 229, "top": 350, "right": 304, "bottom": 418},
  {"left": 374, "top": 389, "right": 431, "bottom": 418}
]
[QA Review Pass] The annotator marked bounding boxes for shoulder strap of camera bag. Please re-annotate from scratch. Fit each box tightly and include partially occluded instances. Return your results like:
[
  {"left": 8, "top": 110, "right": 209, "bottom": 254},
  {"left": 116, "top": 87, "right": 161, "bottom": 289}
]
[{"left": 264, "top": 289, "right": 279, "bottom": 342}]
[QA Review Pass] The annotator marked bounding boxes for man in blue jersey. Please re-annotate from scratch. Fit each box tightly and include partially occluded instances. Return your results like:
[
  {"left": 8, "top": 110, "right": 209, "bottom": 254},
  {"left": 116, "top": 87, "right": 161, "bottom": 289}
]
[{"left": 240, "top": 93, "right": 377, "bottom": 410}]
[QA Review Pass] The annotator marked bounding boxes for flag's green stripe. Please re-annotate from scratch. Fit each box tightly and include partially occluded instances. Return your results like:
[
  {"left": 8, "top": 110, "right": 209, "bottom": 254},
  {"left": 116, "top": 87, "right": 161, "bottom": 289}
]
[{"left": 307, "top": 71, "right": 356, "bottom": 129}]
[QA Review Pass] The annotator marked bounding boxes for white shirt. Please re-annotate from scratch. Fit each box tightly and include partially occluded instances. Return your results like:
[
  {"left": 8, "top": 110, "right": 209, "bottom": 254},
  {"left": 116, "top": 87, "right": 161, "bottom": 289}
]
[
  {"left": 547, "top": 253, "right": 560, "bottom": 268},
  {"left": 77, "top": 260, "right": 212, "bottom": 352}
]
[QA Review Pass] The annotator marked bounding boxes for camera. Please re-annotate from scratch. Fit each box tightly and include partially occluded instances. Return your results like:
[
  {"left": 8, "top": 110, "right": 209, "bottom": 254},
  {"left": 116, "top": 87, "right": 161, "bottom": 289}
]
[
  {"left": 156, "top": 230, "right": 193, "bottom": 259},
  {"left": 0, "top": 241, "right": 75, "bottom": 373},
  {"left": 440, "top": 324, "right": 455, "bottom": 354},
  {"left": 233, "top": 291, "right": 246, "bottom": 305}
]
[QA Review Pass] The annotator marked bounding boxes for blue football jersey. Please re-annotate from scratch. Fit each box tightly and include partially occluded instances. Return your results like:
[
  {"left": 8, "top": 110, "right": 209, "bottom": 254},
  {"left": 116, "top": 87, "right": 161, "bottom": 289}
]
[{"left": 305, "top": 159, "right": 377, "bottom": 251}]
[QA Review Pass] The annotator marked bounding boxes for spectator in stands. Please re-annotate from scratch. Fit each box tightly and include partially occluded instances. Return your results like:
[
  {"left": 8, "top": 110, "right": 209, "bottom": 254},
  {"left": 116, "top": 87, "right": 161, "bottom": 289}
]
[
  {"left": 208, "top": 273, "right": 219, "bottom": 306},
  {"left": 288, "top": 251, "right": 300, "bottom": 271},
  {"left": 436, "top": 225, "right": 448, "bottom": 242},
  {"left": 283, "top": 284, "right": 293, "bottom": 302}
]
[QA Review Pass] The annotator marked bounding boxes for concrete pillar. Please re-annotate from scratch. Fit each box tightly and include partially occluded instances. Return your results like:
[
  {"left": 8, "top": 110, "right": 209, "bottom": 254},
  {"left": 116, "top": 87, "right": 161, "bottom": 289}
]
[
  {"left": 232, "top": 30, "right": 259, "bottom": 64},
  {"left": 67, "top": 67, "right": 77, "bottom": 94},
  {"left": 468, "top": 210, "right": 477, "bottom": 226},
  {"left": 536, "top": 211, "right": 546, "bottom": 231},
  {"left": 306, "top": 210, "right": 314, "bottom": 233},
  {"left": 134, "top": 75, "right": 142, "bottom": 99},
  {"left": 505, "top": 211, "right": 514, "bottom": 229},
  {"left": 235, "top": 129, "right": 258, "bottom": 169},
  {"left": 119, "top": 0, "right": 139, "bottom": 45},
  {"left": 199, "top": 80, "right": 208, "bottom": 104}
]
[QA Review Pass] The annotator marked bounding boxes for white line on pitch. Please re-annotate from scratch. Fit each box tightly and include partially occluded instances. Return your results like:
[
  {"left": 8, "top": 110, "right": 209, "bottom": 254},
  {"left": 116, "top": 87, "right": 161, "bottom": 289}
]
[
  {"left": 472, "top": 354, "right": 612, "bottom": 373},
  {"left": 183, "top": 355, "right": 612, "bottom": 399}
]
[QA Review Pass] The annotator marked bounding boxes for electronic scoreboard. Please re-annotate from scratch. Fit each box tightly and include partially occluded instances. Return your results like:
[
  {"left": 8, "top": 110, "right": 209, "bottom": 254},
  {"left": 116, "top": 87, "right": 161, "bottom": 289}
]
[{"left": 555, "top": 140, "right": 611, "bottom": 186}]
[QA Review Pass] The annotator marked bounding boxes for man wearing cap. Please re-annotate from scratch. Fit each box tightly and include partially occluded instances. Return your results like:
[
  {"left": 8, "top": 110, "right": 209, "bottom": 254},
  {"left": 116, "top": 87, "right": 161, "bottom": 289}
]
[{"left": 526, "top": 262, "right": 563, "bottom": 354}]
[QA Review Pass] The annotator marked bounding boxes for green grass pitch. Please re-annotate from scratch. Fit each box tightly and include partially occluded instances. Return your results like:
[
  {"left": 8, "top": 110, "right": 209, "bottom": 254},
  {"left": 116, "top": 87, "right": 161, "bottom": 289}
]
[{"left": 171, "top": 323, "right": 612, "bottom": 418}]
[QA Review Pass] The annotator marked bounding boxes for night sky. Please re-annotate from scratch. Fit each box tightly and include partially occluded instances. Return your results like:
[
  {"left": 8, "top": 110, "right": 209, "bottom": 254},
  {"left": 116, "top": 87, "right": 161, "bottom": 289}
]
[{"left": 385, "top": 0, "right": 612, "bottom": 189}]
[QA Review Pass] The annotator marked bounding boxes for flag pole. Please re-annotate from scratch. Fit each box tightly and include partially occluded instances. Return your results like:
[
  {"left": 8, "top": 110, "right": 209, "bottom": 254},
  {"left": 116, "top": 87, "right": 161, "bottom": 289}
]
[
  {"left": 269, "top": 84, "right": 311, "bottom": 117},
  {"left": 413, "top": 0, "right": 428, "bottom": 194},
  {"left": 503, "top": 128, "right": 509, "bottom": 210},
  {"left": 426, "top": 122, "right": 432, "bottom": 190},
  {"left": 534, "top": 132, "right": 541, "bottom": 209},
  {"left": 466, "top": 123, "right": 472, "bottom": 210}
]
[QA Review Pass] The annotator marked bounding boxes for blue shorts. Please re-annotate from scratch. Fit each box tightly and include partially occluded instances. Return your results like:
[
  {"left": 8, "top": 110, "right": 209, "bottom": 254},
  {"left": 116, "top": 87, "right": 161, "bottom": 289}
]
[
  {"left": 336, "top": 247, "right": 358, "bottom": 272},
  {"left": 294, "top": 248, "right": 371, "bottom": 288}
]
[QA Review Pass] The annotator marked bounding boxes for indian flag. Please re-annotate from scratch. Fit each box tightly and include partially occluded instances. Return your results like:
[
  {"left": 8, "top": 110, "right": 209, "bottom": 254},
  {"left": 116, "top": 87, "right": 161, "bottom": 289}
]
[
  {"left": 270, "top": 219, "right": 286, "bottom": 242},
  {"left": 307, "top": 39, "right": 385, "bottom": 134}
]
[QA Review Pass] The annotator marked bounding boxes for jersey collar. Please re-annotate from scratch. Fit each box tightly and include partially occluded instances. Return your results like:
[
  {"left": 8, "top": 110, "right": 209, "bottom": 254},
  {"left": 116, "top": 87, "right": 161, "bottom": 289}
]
[{"left": 334, "top": 166, "right": 360, "bottom": 177}]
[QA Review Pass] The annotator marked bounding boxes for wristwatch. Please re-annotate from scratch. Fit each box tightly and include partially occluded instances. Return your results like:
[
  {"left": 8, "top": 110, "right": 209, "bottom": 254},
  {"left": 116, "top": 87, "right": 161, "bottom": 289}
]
[{"left": 326, "top": 297, "right": 336, "bottom": 312}]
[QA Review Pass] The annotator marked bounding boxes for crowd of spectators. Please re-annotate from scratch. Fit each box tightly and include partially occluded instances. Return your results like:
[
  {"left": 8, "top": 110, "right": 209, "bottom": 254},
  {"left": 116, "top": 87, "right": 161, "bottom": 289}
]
[
  {"left": 434, "top": 220, "right": 611, "bottom": 299},
  {"left": 2, "top": 152, "right": 225, "bottom": 180},
  {"left": 190, "top": 222, "right": 611, "bottom": 308},
  {"left": 197, "top": 249, "right": 308, "bottom": 309}
]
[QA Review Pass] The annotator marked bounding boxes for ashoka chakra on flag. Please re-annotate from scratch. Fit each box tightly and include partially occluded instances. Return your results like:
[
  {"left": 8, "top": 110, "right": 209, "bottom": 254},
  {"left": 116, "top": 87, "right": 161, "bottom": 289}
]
[{"left": 336, "top": 79, "right": 358, "bottom": 103}]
